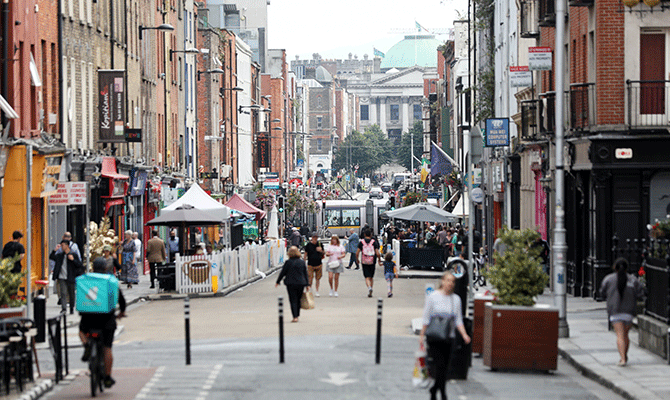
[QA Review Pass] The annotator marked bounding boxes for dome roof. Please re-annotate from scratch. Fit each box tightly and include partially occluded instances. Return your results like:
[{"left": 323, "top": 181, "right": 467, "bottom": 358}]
[
  {"left": 315, "top": 66, "right": 333, "bottom": 83},
  {"left": 379, "top": 35, "right": 442, "bottom": 70}
]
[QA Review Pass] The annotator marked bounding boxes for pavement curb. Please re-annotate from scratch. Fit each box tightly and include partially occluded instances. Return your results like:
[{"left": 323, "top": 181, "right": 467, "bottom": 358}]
[
  {"left": 16, "top": 378, "right": 53, "bottom": 400},
  {"left": 558, "top": 348, "right": 636, "bottom": 400}
]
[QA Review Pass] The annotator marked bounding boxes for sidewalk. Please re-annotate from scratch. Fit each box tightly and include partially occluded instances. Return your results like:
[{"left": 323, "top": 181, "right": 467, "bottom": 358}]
[{"left": 536, "top": 292, "right": 670, "bottom": 400}]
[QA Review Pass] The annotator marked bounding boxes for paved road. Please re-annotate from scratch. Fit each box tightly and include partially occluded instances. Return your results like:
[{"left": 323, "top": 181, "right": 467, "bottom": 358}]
[{"left": 36, "top": 269, "right": 625, "bottom": 400}]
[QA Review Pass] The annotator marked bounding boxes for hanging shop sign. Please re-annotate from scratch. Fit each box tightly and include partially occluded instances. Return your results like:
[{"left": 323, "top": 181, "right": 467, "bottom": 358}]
[
  {"left": 528, "top": 47, "right": 553, "bottom": 71},
  {"left": 485, "top": 118, "right": 510, "bottom": 147},
  {"left": 48, "top": 182, "right": 88, "bottom": 205},
  {"left": 257, "top": 132, "right": 270, "bottom": 169},
  {"left": 98, "top": 70, "right": 126, "bottom": 143}
]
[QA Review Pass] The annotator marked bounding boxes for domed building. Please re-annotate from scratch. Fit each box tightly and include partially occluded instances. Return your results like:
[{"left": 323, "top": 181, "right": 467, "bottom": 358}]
[{"left": 380, "top": 35, "right": 443, "bottom": 71}]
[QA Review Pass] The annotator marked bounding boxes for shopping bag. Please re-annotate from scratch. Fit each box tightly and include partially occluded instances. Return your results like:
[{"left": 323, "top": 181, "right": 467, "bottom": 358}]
[
  {"left": 300, "top": 291, "right": 315, "bottom": 310},
  {"left": 412, "top": 349, "right": 433, "bottom": 389}
]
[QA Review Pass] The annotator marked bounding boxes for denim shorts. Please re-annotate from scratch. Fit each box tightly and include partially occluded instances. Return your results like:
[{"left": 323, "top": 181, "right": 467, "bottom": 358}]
[{"left": 384, "top": 272, "right": 395, "bottom": 281}]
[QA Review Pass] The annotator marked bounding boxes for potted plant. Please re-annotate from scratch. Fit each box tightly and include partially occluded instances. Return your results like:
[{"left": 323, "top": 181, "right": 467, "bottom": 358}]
[
  {"left": 481, "top": 227, "right": 558, "bottom": 371},
  {"left": 0, "top": 254, "right": 27, "bottom": 318}
]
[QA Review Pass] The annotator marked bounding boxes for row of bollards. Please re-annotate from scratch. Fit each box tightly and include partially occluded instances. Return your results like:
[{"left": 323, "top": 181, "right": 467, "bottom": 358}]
[
  {"left": 276, "top": 296, "right": 384, "bottom": 364},
  {"left": 182, "top": 295, "right": 384, "bottom": 366}
]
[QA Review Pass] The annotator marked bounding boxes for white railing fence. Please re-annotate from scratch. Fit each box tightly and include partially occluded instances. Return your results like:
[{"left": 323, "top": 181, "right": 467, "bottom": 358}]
[{"left": 175, "top": 239, "right": 286, "bottom": 294}]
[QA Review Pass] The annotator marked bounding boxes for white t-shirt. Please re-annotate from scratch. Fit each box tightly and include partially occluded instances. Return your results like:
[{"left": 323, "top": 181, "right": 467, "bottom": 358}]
[
  {"left": 326, "top": 244, "right": 345, "bottom": 263},
  {"left": 422, "top": 292, "right": 464, "bottom": 338},
  {"left": 134, "top": 238, "right": 142, "bottom": 263}
]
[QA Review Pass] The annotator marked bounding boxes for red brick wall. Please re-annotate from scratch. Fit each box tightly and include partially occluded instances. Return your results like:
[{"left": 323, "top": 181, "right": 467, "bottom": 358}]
[
  {"left": 37, "top": 0, "right": 59, "bottom": 138},
  {"left": 595, "top": 0, "right": 624, "bottom": 125}
]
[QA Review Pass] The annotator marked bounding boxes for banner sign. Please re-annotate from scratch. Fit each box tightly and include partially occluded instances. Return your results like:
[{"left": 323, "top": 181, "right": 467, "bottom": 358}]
[
  {"left": 48, "top": 182, "right": 88, "bottom": 206},
  {"left": 257, "top": 132, "right": 270, "bottom": 169},
  {"left": 485, "top": 118, "right": 510, "bottom": 147},
  {"left": 98, "top": 70, "right": 126, "bottom": 143},
  {"left": 509, "top": 66, "right": 532, "bottom": 87},
  {"left": 528, "top": 47, "right": 552, "bottom": 71},
  {"left": 124, "top": 128, "right": 142, "bottom": 143}
]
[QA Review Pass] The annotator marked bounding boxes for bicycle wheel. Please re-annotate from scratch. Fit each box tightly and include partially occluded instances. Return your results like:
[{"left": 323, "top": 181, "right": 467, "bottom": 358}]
[
  {"left": 97, "top": 346, "right": 105, "bottom": 394},
  {"left": 324, "top": 229, "right": 332, "bottom": 238},
  {"left": 89, "top": 343, "right": 98, "bottom": 397}
]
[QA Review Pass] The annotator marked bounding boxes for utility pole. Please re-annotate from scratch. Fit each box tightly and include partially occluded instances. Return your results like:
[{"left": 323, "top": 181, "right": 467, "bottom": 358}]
[{"left": 554, "top": 0, "right": 569, "bottom": 338}]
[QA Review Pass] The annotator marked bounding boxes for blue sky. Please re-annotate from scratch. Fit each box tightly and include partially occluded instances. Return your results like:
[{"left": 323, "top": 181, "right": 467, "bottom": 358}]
[{"left": 268, "top": 0, "right": 468, "bottom": 61}]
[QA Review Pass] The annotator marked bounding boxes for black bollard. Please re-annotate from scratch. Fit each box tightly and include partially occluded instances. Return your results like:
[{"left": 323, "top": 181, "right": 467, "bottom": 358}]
[
  {"left": 33, "top": 294, "right": 46, "bottom": 343},
  {"left": 278, "top": 297, "right": 284, "bottom": 364},
  {"left": 375, "top": 298, "right": 383, "bottom": 364},
  {"left": 185, "top": 297, "right": 191, "bottom": 365},
  {"left": 62, "top": 311, "right": 69, "bottom": 375}
]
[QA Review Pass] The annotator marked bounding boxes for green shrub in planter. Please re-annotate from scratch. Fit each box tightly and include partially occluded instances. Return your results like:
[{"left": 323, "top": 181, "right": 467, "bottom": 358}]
[
  {"left": 0, "top": 254, "right": 27, "bottom": 307},
  {"left": 485, "top": 227, "right": 548, "bottom": 306}
]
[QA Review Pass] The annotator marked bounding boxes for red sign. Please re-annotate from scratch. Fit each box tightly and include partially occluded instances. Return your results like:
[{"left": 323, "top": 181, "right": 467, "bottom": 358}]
[
  {"left": 257, "top": 132, "right": 270, "bottom": 169},
  {"left": 529, "top": 47, "right": 552, "bottom": 53},
  {"left": 48, "top": 182, "right": 88, "bottom": 206},
  {"left": 509, "top": 66, "right": 529, "bottom": 72}
]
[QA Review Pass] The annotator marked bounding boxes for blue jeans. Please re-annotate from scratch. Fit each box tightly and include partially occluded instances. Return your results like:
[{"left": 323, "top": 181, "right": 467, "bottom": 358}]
[{"left": 347, "top": 252, "right": 359, "bottom": 268}]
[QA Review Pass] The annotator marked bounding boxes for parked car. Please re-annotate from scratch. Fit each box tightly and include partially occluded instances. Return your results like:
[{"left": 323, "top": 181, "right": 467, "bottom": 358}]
[
  {"left": 369, "top": 187, "right": 384, "bottom": 199},
  {"left": 381, "top": 183, "right": 392, "bottom": 192}
]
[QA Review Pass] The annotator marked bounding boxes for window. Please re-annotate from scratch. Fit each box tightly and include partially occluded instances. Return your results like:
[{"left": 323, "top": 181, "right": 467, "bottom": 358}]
[
  {"left": 324, "top": 209, "right": 340, "bottom": 227},
  {"left": 185, "top": 63, "right": 189, "bottom": 109},
  {"left": 341, "top": 209, "right": 360, "bottom": 227},
  {"left": 317, "top": 96, "right": 322, "bottom": 108},
  {"left": 317, "top": 138, "right": 323, "bottom": 151},
  {"left": 317, "top": 116, "right": 323, "bottom": 129},
  {"left": 360, "top": 104, "right": 369, "bottom": 120},
  {"left": 413, "top": 104, "right": 422, "bottom": 120},
  {"left": 390, "top": 104, "right": 399, "bottom": 120}
]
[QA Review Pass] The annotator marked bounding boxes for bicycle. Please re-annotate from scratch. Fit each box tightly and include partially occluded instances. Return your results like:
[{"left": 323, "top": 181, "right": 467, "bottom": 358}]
[
  {"left": 316, "top": 225, "right": 332, "bottom": 239},
  {"left": 87, "top": 330, "right": 105, "bottom": 397},
  {"left": 472, "top": 252, "right": 487, "bottom": 288}
]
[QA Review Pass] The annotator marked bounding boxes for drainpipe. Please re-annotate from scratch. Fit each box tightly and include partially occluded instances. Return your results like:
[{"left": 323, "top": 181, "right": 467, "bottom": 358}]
[{"left": 1, "top": 0, "right": 10, "bottom": 243}]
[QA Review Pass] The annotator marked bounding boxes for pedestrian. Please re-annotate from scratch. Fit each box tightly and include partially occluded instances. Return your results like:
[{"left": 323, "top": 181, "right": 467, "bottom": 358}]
[
  {"left": 382, "top": 252, "right": 398, "bottom": 297},
  {"left": 146, "top": 230, "right": 166, "bottom": 289},
  {"left": 420, "top": 271, "right": 471, "bottom": 400},
  {"left": 356, "top": 228, "right": 381, "bottom": 298},
  {"left": 325, "top": 235, "right": 346, "bottom": 297},
  {"left": 50, "top": 240, "right": 84, "bottom": 314},
  {"left": 289, "top": 227, "right": 302, "bottom": 247},
  {"left": 304, "top": 234, "right": 325, "bottom": 297},
  {"left": 60, "top": 231, "right": 82, "bottom": 260},
  {"left": 133, "top": 232, "right": 143, "bottom": 270},
  {"left": 493, "top": 236, "right": 507, "bottom": 260},
  {"left": 275, "top": 246, "right": 310, "bottom": 322},
  {"left": 345, "top": 228, "right": 360, "bottom": 270},
  {"left": 599, "top": 258, "right": 645, "bottom": 366},
  {"left": 167, "top": 230, "right": 179, "bottom": 262},
  {"left": 2, "top": 230, "right": 25, "bottom": 273},
  {"left": 531, "top": 234, "right": 550, "bottom": 276},
  {"left": 101, "top": 245, "right": 121, "bottom": 275},
  {"left": 119, "top": 230, "right": 139, "bottom": 289}
]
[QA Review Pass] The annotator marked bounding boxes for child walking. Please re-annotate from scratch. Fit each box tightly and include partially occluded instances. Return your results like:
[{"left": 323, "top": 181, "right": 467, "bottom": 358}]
[{"left": 383, "top": 252, "right": 398, "bottom": 297}]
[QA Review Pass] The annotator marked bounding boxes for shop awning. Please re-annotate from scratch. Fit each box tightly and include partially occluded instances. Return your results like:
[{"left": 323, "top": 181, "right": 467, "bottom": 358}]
[
  {"left": 105, "top": 198, "right": 125, "bottom": 214},
  {"left": 101, "top": 157, "right": 129, "bottom": 180},
  {"left": 225, "top": 193, "right": 266, "bottom": 221}
]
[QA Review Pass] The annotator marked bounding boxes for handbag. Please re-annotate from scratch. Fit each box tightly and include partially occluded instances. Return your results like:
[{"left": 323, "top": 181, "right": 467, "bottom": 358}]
[
  {"left": 327, "top": 260, "right": 341, "bottom": 270},
  {"left": 300, "top": 291, "right": 315, "bottom": 310},
  {"left": 425, "top": 296, "right": 454, "bottom": 342}
]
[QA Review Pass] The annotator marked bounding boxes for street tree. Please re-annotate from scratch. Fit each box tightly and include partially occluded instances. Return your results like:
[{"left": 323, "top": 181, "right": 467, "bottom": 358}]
[
  {"left": 397, "top": 121, "right": 424, "bottom": 171},
  {"left": 332, "top": 128, "right": 389, "bottom": 175}
]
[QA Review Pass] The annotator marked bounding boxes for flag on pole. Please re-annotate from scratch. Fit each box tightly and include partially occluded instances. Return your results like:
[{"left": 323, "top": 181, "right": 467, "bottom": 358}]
[
  {"left": 420, "top": 156, "right": 429, "bottom": 183},
  {"left": 415, "top": 21, "right": 429, "bottom": 33},
  {"left": 373, "top": 47, "right": 385, "bottom": 58},
  {"left": 430, "top": 142, "right": 457, "bottom": 177}
]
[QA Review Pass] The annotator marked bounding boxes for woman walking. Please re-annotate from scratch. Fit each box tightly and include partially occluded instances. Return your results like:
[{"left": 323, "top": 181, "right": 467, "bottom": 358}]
[
  {"left": 275, "top": 246, "right": 310, "bottom": 322},
  {"left": 325, "top": 235, "right": 346, "bottom": 297},
  {"left": 119, "top": 230, "right": 139, "bottom": 289},
  {"left": 420, "top": 271, "right": 470, "bottom": 400},
  {"left": 600, "top": 257, "right": 644, "bottom": 366}
]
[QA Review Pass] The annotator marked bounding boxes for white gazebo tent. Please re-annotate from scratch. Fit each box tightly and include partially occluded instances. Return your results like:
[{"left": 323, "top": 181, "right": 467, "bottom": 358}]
[
  {"left": 161, "top": 184, "right": 231, "bottom": 247},
  {"left": 452, "top": 193, "right": 470, "bottom": 222}
]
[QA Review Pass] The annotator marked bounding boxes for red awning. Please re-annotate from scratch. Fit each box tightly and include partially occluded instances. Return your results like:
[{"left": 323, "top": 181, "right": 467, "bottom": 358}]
[
  {"left": 224, "top": 193, "right": 266, "bottom": 220},
  {"left": 105, "top": 198, "right": 125, "bottom": 214},
  {"left": 101, "top": 157, "right": 129, "bottom": 180}
]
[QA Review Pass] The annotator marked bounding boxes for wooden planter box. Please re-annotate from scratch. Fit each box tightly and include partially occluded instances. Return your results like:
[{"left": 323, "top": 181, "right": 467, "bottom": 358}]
[
  {"left": 473, "top": 294, "right": 495, "bottom": 354},
  {"left": 0, "top": 306, "right": 27, "bottom": 319},
  {"left": 483, "top": 303, "right": 558, "bottom": 371}
]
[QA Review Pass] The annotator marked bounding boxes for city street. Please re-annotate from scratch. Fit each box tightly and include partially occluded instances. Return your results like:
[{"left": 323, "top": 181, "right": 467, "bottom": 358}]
[{"left": 35, "top": 270, "right": 624, "bottom": 400}]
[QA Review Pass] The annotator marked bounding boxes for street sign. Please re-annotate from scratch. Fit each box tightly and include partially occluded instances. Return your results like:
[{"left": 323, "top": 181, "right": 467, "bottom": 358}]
[
  {"left": 485, "top": 118, "right": 510, "bottom": 147},
  {"left": 471, "top": 187, "right": 484, "bottom": 203},
  {"left": 297, "top": 159, "right": 304, "bottom": 168},
  {"left": 48, "top": 182, "right": 88, "bottom": 205},
  {"left": 263, "top": 172, "right": 280, "bottom": 189},
  {"left": 510, "top": 66, "right": 532, "bottom": 87},
  {"left": 529, "top": 47, "right": 552, "bottom": 71}
]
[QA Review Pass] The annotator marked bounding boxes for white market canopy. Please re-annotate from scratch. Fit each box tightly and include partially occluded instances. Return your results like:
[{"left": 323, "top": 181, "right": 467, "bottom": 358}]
[
  {"left": 162, "top": 184, "right": 230, "bottom": 221},
  {"left": 452, "top": 193, "right": 470, "bottom": 218}
]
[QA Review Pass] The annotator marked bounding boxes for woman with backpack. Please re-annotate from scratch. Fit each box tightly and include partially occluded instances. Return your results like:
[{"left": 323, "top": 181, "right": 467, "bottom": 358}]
[{"left": 356, "top": 228, "right": 382, "bottom": 298}]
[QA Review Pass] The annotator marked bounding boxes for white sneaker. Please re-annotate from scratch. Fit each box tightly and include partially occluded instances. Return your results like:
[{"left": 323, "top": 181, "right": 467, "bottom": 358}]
[
  {"left": 329, "top": 290, "right": 334, "bottom": 297},
  {"left": 315, "top": 291, "right": 320, "bottom": 297},
  {"left": 334, "top": 291, "right": 339, "bottom": 297}
]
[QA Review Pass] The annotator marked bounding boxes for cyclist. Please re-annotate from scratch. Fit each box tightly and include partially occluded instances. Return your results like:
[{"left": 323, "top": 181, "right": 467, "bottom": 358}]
[{"left": 79, "top": 257, "right": 126, "bottom": 388}]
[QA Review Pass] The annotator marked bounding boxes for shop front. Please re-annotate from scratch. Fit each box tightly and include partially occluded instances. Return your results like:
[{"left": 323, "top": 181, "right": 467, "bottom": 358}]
[{"left": 95, "top": 157, "right": 129, "bottom": 237}]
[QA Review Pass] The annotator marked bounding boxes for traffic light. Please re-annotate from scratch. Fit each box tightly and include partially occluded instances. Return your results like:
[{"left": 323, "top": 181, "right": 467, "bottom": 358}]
[
  {"left": 277, "top": 196, "right": 285, "bottom": 213},
  {"left": 389, "top": 196, "right": 395, "bottom": 210}
]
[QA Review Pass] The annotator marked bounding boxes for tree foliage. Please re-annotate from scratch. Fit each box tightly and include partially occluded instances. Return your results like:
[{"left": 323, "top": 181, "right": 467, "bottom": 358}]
[
  {"left": 485, "top": 227, "right": 548, "bottom": 306},
  {"left": 0, "top": 255, "right": 26, "bottom": 307},
  {"left": 397, "top": 121, "right": 424, "bottom": 172},
  {"left": 332, "top": 125, "right": 393, "bottom": 175}
]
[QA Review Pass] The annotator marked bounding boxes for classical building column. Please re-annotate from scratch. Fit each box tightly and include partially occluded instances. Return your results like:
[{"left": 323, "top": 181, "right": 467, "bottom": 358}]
[
  {"left": 379, "top": 97, "right": 387, "bottom": 132},
  {"left": 369, "top": 98, "right": 377, "bottom": 125},
  {"left": 401, "top": 96, "right": 410, "bottom": 133}
]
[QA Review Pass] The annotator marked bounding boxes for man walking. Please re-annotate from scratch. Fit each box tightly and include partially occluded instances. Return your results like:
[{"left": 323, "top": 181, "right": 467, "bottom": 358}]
[
  {"left": 50, "top": 240, "right": 84, "bottom": 314},
  {"left": 345, "top": 228, "right": 360, "bottom": 270},
  {"left": 304, "top": 234, "right": 324, "bottom": 297},
  {"left": 146, "top": 230, "right": 166, "bottom": 289},
  {"left": 2, "top": 230, "right": 25, "bottom": 273}
]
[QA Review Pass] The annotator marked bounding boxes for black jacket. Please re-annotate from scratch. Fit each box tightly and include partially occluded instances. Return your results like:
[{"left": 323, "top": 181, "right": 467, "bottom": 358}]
[
  {"left": 50, "top": 250, "right": 84, "bottom": 283},
  {"left": 276, "top": 258, "right": 309, "bottom": 287}
]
